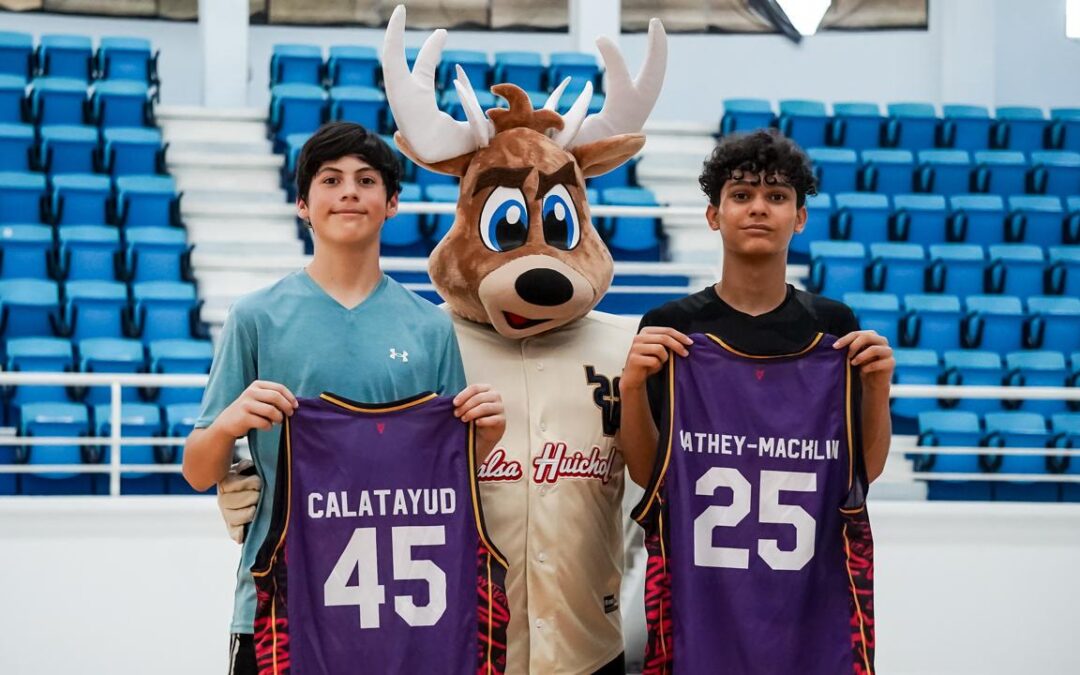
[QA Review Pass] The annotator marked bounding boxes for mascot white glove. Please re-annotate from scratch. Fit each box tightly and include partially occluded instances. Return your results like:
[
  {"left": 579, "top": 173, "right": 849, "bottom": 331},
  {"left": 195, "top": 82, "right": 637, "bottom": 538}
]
[{"left": 216, "top": 460, "right": 261, "bottom": 544}]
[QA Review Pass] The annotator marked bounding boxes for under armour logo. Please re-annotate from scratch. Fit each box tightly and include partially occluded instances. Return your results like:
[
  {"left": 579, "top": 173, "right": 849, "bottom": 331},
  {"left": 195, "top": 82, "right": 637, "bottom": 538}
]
[
  {"left": 755, "top": 368, "right": 765, "bottom": 381},
  {"left": 389, "top": 348, "right": 409, "bottom": 363}
]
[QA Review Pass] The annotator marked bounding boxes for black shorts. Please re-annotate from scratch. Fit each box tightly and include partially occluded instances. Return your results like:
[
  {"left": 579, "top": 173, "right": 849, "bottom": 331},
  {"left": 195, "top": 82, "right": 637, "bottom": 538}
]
[{"left": 228, "top": 633, "right": 256, "bottom": 675}]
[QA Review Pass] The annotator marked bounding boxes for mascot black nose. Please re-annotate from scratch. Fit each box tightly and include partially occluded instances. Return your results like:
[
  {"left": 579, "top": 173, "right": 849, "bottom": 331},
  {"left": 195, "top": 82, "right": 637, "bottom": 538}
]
[{"left": 515, "top": 268, "right": 575, "bottom": 307}]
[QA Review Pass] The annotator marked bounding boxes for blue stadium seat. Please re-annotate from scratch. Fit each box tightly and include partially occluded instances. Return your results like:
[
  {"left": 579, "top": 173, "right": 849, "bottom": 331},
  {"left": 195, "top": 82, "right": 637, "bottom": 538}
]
[
  {"left": 555, "top": 90, "right": 603, "bottom": 116},
  {"left": 807, "top": 241, "right": 865, "bottom": 300},
  {"left": 548, "top": 52, "right": 598, "bottom": 94},
  {"left": 1051, "top": 413, "right": 1080, "bottom": 502},
  {"left": 423, "top": 184, "right": 459, "bottom": 242},
  {"left": 948, "top": 194, "right": 1006, "bottom": 245},
  {"left": 1048, "top": 247, "right": 1080, "bottom": 296},
  {"left": 993, "top": 107, "right": 1048, "bottom": 153},
  {"left": 867, "top": 243, "right": 926, "bottom": 295},
  {"left": 165, "top": 402, "right": 200, "bottom": 438},
  {"left": 941, "top": 104, "right": 992, "bottom": 152},
  {"left": 1029, "top": 151, "right": 1080, "bottom": 198},
  {"left": 17, "top": 401, "right": 94, "bottom": 495},
  {"left": 415, "top": 165, "right": 457, "bottom": 189},
  {"left": 844, "top": 292, "right": 901, "bottom": 346},
  {"left": 493, "top": 52, "right": 544, "bottom": 92},
  {"left": 601, "top": 187, "right": 664, "bottom": 261},
  {"left": 93, "top": 402, "right": 165, "bottom": 493},
  {"left": 327, "top": 45, "right": 379, "bottom": 88},
  {"left": 1068, "top": 196, "right": 1080, "bottom": 244},
  {"left": 0, "top": 225, "right": 54, "bottom": 279},
  {"left": 914, "top": 410, "right": 989, "bottom": 500},
  {"left": 270, "top": 44, "right": 323, "bottom": 86},
  {"left": 916, "top": 150, "right": 973, "bottom": 194},
  {"left": 0, "top": 31, "right": 34, "bottom": 82},
  {"left": 116, "top": 176, "right": 178, "bottom": 229},
  {"left": 886, "top": 103, "right": 939, "bottom": 150},
  {"left": 438, "top": 50, "right": 491, "bottom": 90},
  {"left": 124, "top": 227, "right": 190, "bottom": 283},
  {"left": 57, "top": 226, "right": 121, "bottom": 281},
  {"left": 50, "top": 174, "right": 112, "bottom": 226},
  {"left": 720, "top": 98, "right": 775, "bottom": 135},
  {"left": 986, "top": 244, "right": 1045, "bottom": 296},
  {"left": 0, "top": 278, "right": 61, "bottom": 337},
  {"left": 1004, "top": 350, "right": 1068, "bottom": 416},
  {"left": 901, "top": 294, "right": 963, "bottom": 351},
  {"left": 789, "top": 192, "right": 832, "bottom": 261},
  {"left": 90, "top": 80, "right": 151, "bottom": 128},
  {"left": 28, "top": 77, "right": 86, "bottom": 125},
  {"left": 942, "top": 350, "right": 1003, "bottom": 414},
  {"left": 61, "top": 280, "right": 130, "bottom": 340},
  {"left": 0, "top": 74, "right": 26, "bottom": 124},
  {"left": 963, "top": 294, "right": 1026, "bottom": 353},
  {"left": 4, "top": 337, "right": 76, "bottom": 426},
  {"left": 382, "top": 183, "right": 426, "bottom": 256},
  {"left": 830, "top": 102, "right": 884, "bottom": 150},
  {"left": 148, "top": 339, "right": 211, "bottom": 405},
  {"left": 777, "top": 99, "right": 829, "bottom": 148},
  {"left": 892, "top": 194, "right": 947, "bottom": 244},
  {"left": 101, "top": 127, "right": 163, "bottom": 177},
  {"left": 96, "top": 37, "right": 156, "bottom": 83},
  {"left": 808, "top": 147, "right": 858, "bottom": 194},
  {"left": 1026, "top": 296, "right": 1080, "bottom": 353},
  {"left": 0, "top": 123, "right": 34, "bottom": 171},
  {"left": 859, "top": 149, "right": 915, "bottom": 194},
  {"left": 586, "top": 158, "right": 636, "bottom": 191},
  {"left": 0, "top": 171, "right": 47, "bottom": 224},
  {"left": 269, "top": 84, "right": 327, "bottom": 144},
  {"left": 132, "top": 281, "right": 200, "bottom": 343},
  {"left": 1005, "top": 195, "right": 1064, "bottom": 247},
  {"left": 890, "top": 349, "right": 940, "bottom": 426},
  {"left": 1050, "top": 107, "right": 1080, "bottom": 152},
  {"left": 927, "top": 244, "right": 985, "bottom": 296},
  {"left": 78, "top": 337, "right": 144, "bottom": 404},
  {"left": 972, "top": 151, "right": 1029, "bottom": 196},
  {"left": 329, "top": 86, "right": 386, "bottom": 132},
  {"left": 38, "top": 35, "right": 93, "bottom": 82},
  {"left": 984, "top": 411, "right": 1055, "bottom": 501},
  {"left": 833, "top": 192, "right": 890, "bottom": 244},
  {"left": 39, "top": 124, "right": 98, "bottom": 175}
]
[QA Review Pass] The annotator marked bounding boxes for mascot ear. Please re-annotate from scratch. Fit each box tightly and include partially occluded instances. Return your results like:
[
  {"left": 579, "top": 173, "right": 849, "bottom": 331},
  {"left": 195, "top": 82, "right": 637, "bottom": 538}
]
[
  {"left": 571, "top": 133, "right": 645, "bottom": 178},
  {"left": 394, "top": 132, "right": 474, "bottom": 177}
]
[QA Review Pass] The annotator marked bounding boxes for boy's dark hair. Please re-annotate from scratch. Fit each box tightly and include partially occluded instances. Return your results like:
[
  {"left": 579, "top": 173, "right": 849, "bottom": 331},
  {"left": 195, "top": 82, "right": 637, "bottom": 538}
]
[
  {"left": 699, "top": 129, "right": 818, "bottom": 208},
  {"left": 295, "top": 121, "right": 402, "bottom": 204}
]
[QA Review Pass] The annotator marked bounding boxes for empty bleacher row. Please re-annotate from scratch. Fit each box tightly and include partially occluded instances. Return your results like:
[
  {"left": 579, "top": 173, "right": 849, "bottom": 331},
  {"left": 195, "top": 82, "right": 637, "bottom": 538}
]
[
  {"left": 267, "top": 44, "right": 606, "bottom": 147},
  {"left": 721, "top": 99, "right": 1080, "bottom": 153}
]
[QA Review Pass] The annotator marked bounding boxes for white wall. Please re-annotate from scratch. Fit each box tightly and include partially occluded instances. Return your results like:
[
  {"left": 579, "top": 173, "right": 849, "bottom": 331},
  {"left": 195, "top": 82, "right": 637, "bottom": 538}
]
[
  {"left": 0, "top": 497, "right": 1077, "bottom": 675},
  {"left": 3, "top": 0, "right": 1078, "bottom": 119}
]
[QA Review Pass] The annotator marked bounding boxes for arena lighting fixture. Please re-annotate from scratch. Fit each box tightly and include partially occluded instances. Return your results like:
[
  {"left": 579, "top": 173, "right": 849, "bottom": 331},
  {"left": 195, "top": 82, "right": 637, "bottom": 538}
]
[{"left": 747, "top": 0, "right": 833, "bottom": 44}]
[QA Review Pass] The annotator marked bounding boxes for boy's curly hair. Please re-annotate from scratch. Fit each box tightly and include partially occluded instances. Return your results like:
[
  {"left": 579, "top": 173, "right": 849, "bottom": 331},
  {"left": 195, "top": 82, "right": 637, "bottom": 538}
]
[{"left": 699, "top": 129, "right": 818, "bottom": 208}]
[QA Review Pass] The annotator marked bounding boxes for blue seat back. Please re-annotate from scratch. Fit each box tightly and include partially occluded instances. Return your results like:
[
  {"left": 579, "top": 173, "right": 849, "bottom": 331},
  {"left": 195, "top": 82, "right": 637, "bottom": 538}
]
[
  {"left": 30, "top": 77, "right": 86, "bottom": 125},
  {"left": 927, "top": 244, "right": 985, "bottom": 296},
  {"left": 720, "top": 98, "right": 774, "bottom": 135},
  {"left": 103, "top": 127, "right": 162, "bottom": 176},
  {"left": 790, "top": 193, "right": 832, "bottom": 259},
  {"left": 0, "top": 32, "right": 33, "bottom": 81},
  {"left": 91, "top": 80, "right": 149, "bottom": 128},
  {"left": 493, "top": 51, "right": 544, "bottom": 92},
  {"left": 0, "top": 278, "right": 60, "bottom": 337},
  {"left": 65, "top": 280, "right": 128, "bottom": 340},
  {"left": 0, "top": 123, "right": 35, "bottom": 171},
  {"left": 987, "top": 244, "right": 1045, "bottom": 296},
  {"left": 949, "top": 194, "right": 1006, "bottom": 245},
  {"left": 964, "top": 294, "right": 1026, "bottom": 353},
  {"left": 78, "top": 337, "right": 144, "bottom": 404},
  {"left": 116, "top": 176, "right": 176, "bottom": 228},
  {"left": 942, "top": 350, "right": 1003, "bottom": 414},
  {"left": 382, "top": 183, "right": 424, "bottom": 253},
  {"left": 134, "top": 281, "right": 197, "bottom": 342},
  {"left": 834, "top": 192, "right": 890, "bottom": 244},
  {"left": 868, "top": 243, "right": 926, "bottom": 294},
  {"left": 40, "top": 124, "right": 98, "bottom": 175},
  {"left": 887, "top": 103, "right": 938, "bottom": 150},
  {"left": 777, "top": 99, "right": 829, "bottom": 148},
  {"left": 59, "top": 226, "right": 120, "bottom": 281},
  {"left": 808, "top": 147, "right": 858, "bottom": 194},
  {"left": 1005, "top": 350, "right": 1068, "bottom": 416},
  {"left": 327, "top": 46, "right": 379, "bottom": 88},
  {"left": 97, "top": 37, "right": 154, "bottom": 83},
  {"left": 0, "top": 224, "right": 53, "bottom": 279},
  {"left": 917, "top": 150, "right": 972, "bottom": 194},
  {"left": 831, "top": 102, "right": 883, "bottom": 150},
  {"left": 0, "top": 74, "right": 26, "bottom": 124},
  {"left": 917, "top": 410, "right": 982, "bottom": 473},
  {"left": 942, "top": 105, "right": 992, "bottom": 152},
  {"left": 269, "top": 84, "right": 326, "bottom": 141},
  {"left": 95, "top": 402, "right": 162, "bottom": 466},
  {"left": 1007, "top": 195, "right": 1064, "bottom": 247},
  {"left": 270, "top": 44, "right": 323, "bottom": 86},
  {"left": 1048, "top": 247, "right": 1080, "bottom": 297},
  {"left": 902, "top": 294, "right": 963, "bottom": 350},
  {"left": 52, "top": 174, "right": 111, "bottom": 226},
  {"left": 860, "top": 149, "right": 914, "bottom": 194},
  {"left": 985, "top": 411, "right": 1049, "bottom": 474},
  {"left": 891, "top": 349, "right": 940, "bottom": 419},
  {"left": 808, "top": 241, "right": 865, "bottom": 300},
  {"left": 1031, "top": 151, "right": 1080, "bottom": 197},
  {"left": 5, "top": 337, "right": 74, "bottom": 408},
  {"left": 329, "top": 86, "right": 385, "bottom": 131},
  {"left": 19, "top": 401, "right": 90, "bottom": 480},
  {"left": 973, "top": 150, "right": 1028, "bottom": 196},
  {"left": 893, "top": 194, "right": 947, "bottom": 245},
  {"left": 994, "top": 107, "right": 1048, "bottom": 153},
  {"left": 844, "top": 292, "right": 901, "bottom": 346},
  {"left": 438, "top": 50, "right": 490, "bottom": 90},
  {"left": 1027, "top": 296, "right": 1080, "bottom": 352},
  {"left": 149, "top": 339, "right": 211, "bottom": 405},
  {"left": 0, "top": 171, "right": 46, "bottom": 224}
]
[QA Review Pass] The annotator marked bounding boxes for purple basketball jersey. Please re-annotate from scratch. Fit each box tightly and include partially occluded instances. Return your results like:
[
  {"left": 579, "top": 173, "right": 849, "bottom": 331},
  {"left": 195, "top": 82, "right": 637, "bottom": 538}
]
[
  {"left": 252, "top": 392, "right": 509, "bottom": 675},
  {"left": 632, "top": 333, "right": 875, "bottom": 675}
]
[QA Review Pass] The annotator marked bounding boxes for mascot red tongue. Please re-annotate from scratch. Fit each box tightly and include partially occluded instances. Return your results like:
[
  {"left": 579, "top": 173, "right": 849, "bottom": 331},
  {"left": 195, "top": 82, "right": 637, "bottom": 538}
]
[{"left": 382, "top": 5, "right": 667, "bottom": 672}]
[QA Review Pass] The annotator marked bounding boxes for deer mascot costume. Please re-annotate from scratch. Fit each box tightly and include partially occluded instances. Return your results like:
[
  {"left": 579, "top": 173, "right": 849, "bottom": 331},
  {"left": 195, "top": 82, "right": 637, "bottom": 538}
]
[
  {"left": 381, "top": 7, "right": 667, "bottom": 672},
  {"left": 218, "top": 6, "right": 666, "bottom": 672}
]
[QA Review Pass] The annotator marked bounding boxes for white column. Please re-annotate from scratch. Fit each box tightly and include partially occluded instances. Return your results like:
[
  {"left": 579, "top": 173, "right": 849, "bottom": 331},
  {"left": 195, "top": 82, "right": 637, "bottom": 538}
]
[
  {"left": 935, "top": 0, "right": 996, "bottom": 107},
  {"left": 198, "top": 0, "right": 249, "bottom": 108},
  {"left": 569, "top": 0, "right": 621, "bottom": 54}
]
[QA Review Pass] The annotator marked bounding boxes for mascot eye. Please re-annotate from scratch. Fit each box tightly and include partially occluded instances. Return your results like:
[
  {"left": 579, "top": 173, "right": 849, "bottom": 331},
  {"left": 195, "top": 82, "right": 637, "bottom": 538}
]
[
  {"left": 541, "top": 185, "right": 579, "bottom": 251},
  {"left": 479, "top": 186, "right": 529, "bottom": 253}
]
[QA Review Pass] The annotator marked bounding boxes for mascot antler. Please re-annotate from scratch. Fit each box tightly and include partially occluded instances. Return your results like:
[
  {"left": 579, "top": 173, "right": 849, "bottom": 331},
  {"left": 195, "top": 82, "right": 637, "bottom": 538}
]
[{"left": 381, "top": 4, "right": 668, "bottom": 163}]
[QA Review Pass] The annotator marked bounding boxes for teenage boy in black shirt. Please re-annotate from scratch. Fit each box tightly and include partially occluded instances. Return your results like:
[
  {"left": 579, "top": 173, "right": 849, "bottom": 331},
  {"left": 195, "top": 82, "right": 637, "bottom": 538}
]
[{"left": 619, "top": 129, "right": 894, "bottom": 487}]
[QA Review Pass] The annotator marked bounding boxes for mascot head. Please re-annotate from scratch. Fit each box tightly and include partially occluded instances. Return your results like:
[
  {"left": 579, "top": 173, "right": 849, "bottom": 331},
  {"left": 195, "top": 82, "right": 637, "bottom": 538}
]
[{"left": 382, "top": 5, "right": 667, "bottom": 338}]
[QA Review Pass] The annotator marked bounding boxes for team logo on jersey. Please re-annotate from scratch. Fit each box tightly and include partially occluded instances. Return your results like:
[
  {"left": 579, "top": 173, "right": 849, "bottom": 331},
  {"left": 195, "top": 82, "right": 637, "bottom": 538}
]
[
  {"left": 476, "top": 448, "right": 524, "bottom": 483},
  {"left": 755, "top": 368, "right": 765, "bottom": 381},
  {"left": 584, "top": 366, "right": 621, "bottom": 437},
  {"left": 389, "top": 348, "right": 409, "bottom": 362},
  {"left": 532, "top": 442, "right": 616, "bottom": 484}
]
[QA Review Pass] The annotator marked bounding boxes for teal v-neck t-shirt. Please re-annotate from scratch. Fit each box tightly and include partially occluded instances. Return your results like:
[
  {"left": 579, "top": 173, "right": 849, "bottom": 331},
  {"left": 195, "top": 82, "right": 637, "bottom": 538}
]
[{"left": 195, "top": 270, "right": 467, "bottom": 633}]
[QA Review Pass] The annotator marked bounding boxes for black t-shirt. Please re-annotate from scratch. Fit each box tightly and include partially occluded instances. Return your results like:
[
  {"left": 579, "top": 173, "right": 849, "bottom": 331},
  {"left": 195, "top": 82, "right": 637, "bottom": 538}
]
[{"left": 638, "top": 284, "right": 861, "bottom": 428}]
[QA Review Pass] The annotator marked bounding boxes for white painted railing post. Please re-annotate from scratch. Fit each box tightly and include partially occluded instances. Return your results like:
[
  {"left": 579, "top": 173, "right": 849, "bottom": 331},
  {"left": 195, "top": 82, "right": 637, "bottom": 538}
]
[{"left": 109, "top": 382, "right": 122, "bottom": 497}]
